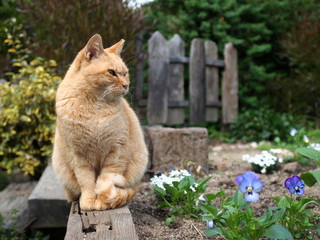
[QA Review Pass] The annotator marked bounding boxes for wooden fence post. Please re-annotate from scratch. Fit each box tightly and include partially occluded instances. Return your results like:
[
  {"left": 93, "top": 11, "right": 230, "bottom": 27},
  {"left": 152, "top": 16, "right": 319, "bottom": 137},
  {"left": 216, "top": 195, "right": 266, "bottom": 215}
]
[
  {"left": 189, "top": 38, "right": 206, "bottom": 125},
  {"left": 166, "top": 34, "right": 185, "bottom": 125},
  {"left": 222, "top": 43, "right": 238, "bottom": 124},
  {"left": 205, "top": 41, "right": 219, "bottom": 122},
  {"left": 135, "top": 31, "right": 144, "bottom": 102},
  {"left": 147, "top": 31, "right": 169, "bottom": 124}
]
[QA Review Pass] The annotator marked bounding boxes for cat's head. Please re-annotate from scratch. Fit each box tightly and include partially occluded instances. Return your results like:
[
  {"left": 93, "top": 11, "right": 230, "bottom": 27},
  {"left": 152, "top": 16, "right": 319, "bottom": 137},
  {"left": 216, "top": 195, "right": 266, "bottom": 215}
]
[{"left": 72, "top": 34, "right": 130, "bottom": 100}]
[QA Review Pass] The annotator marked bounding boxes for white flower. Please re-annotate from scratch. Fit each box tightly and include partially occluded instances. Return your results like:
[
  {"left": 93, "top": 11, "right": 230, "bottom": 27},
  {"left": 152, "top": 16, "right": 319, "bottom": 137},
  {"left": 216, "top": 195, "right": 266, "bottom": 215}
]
[
  {"left": 150, "top": 169, "right": 195, "bottom": 191},
  {"left": 303, "top": 135, "right": 309, "bottom": 143},
  {"left": 290, "top": 128, "right": 298, "bottom": 137},
  {"left": 270, "top": 149, "right": 281, "bottom": 154},
  {"left": 261, "top": 168, "right": 266, "bottom": 174},
  {"left": 310, "top": 143, "right": 320, "bottom": 151},
  {"left": 242, "top": 154, "right": 250, "bottom": 161}
]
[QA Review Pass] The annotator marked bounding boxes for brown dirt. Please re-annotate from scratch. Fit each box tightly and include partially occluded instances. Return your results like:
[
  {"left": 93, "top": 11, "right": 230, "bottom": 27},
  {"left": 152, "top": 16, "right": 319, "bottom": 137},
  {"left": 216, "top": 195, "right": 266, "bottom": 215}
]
[{"left": 129, "top": 142, "right": 320, "bottom": 240}]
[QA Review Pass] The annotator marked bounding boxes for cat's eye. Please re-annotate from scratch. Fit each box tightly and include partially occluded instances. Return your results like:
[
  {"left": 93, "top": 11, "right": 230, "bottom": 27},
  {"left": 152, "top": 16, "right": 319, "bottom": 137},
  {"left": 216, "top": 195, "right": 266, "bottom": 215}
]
[{"left": 108, "top": 70, "right": 117, "bottom": 76}]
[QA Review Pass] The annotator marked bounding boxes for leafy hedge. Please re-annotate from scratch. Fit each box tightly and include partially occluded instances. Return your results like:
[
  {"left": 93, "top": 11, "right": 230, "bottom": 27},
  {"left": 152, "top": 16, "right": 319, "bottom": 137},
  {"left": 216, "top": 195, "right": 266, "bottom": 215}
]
[
  {"left": 0, "top": 42, "right": 60, "bottom": 175},
  {"left": 20, "top": 0, "right": 146, "bottom": 73}
]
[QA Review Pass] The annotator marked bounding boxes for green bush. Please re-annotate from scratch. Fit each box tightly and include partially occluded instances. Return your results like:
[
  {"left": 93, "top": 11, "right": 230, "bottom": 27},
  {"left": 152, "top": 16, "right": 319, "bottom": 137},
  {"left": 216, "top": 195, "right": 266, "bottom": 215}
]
[
  {"left": 20, "top": 0, "right": 146, "bottom": 73},
  {"left": 0, "top": 1, "right": 23, "bottom": 78},
  {"left": 269, "top": 14, "right": 320, "bottom": 118},
  {"left": 229, "top": 108, "right": 294, "bottom": 143},
  {"left": 0, "top": 36, "right": 61, "bottom": 175}
]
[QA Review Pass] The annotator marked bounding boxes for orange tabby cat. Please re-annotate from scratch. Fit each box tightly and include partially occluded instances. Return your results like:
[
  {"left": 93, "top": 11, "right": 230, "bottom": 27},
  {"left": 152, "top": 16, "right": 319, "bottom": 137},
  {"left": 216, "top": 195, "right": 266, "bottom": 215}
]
[{"left": 52, "top": 34, "right": 148, "bottom": 210}]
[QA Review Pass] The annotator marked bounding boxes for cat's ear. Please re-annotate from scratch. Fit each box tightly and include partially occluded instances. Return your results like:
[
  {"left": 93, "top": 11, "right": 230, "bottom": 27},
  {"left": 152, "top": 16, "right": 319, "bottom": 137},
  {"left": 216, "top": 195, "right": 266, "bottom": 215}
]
[
  {"left": 106, "top": 39, "right": 125, "bottom": 55},
  {"left": 84, "top": 34, "right": 104, "bottom": 61}
]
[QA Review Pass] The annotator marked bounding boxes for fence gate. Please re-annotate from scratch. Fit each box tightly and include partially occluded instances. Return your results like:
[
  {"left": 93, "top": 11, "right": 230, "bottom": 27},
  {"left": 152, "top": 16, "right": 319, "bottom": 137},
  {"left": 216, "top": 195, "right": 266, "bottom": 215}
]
[{"left": 135, "top": 31, "right": 238, "bottom": 125}]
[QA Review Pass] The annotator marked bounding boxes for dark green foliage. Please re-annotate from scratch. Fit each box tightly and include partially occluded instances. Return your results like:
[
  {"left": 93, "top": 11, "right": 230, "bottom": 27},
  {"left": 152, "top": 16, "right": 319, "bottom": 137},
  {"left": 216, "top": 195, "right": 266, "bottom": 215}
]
[
  {"left": 144, "top": 0, "right": 320, "bottom": 113},
  {"left": 229, "top": 108, "right": 294, "bottom": 142},
  {"left": 269, "top": 14, "right": 320, "bottom": 118},
  {"left": 20, "top": 0, "right": 146, "bottom": 73},
  {"left": 0, "top": 0, "right": 20, "bottom": 77}
]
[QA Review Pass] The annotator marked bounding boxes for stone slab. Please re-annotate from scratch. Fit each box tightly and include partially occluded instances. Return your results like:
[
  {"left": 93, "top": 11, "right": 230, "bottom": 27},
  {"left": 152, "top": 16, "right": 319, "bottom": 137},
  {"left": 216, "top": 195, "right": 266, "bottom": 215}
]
[
  {"left": 0, "top": 181, "right": 37, "bottom": 230},
  {"left": 28, "top": 164, "right": 70, "bottom": 228},
  {"left": 144, "top": 127, "right": 208, "bottom": 171}
]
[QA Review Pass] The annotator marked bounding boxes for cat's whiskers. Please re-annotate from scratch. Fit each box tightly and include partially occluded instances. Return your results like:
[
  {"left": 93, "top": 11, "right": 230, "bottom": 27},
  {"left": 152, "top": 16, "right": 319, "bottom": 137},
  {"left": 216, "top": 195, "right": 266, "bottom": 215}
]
[{"left": 99, "top": 87, "right": 112, "bottom": 100}]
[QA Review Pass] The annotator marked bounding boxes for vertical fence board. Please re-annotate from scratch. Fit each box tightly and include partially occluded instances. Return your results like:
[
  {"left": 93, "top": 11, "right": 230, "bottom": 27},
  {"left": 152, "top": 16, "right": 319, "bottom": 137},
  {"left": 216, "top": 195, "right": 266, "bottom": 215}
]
[
  {"left": 147, "top": 31, "right": 169, "bottom": 124},
  {"left": 205, "top": 41, "right": 219, "bottom": 122},
  {"left": 189, "top": 38, "right": 206, "bottom": 125},
  {"left": 222, "top": 43, "right": 238, "bottom": 124},
  {"left": 135, "top": 32, "right": 144, "bottom": 102},
  {"left": 166, "top": 34, "right": 185, "bottom": 125}
]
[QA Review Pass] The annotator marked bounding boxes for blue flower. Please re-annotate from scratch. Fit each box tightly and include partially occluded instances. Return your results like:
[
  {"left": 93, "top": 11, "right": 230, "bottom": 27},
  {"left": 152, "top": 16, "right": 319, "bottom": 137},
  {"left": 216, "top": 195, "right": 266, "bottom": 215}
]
[
  {"left": 290, "top": 128, "right": 298, "bottom": 137},
  {"left": 284, "top": 176, "right": 305, "bottom": 195},
  {"left": 200, "top": 214, "right": 214, "bottom": 229},
  {"left": 236, "top": 171, "right": 263, "bottom": 202}
]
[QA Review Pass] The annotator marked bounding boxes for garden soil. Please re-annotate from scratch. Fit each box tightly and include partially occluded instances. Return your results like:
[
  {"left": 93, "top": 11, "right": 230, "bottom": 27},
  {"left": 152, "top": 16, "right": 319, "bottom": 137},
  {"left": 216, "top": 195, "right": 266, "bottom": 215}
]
[{"left": 129, "top": 142, "right": 320, "bottom": 240}]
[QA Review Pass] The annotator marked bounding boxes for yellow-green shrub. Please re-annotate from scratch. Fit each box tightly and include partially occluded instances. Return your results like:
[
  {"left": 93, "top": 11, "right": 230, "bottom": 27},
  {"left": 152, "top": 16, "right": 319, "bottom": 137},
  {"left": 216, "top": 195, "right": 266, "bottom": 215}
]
[{"left": 0, "top": 56, "right": 61, "bottom": 175}]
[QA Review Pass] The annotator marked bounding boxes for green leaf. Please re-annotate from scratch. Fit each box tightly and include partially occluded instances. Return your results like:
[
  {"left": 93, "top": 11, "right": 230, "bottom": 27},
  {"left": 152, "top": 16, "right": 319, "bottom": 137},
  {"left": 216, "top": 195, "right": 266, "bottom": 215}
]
[
  {"left": 153, "top": 186, "right": 166, "bottom": 197},
  {"left": 204, "top": 192, "right": 222, "bottom": 202},
  {"left": 277, "top": 196, "right": 291, "bottom": 208},
  {"left": 204, "top": 227, "right": 222, "bottom": 236},
  {"left": 233, "top": 190, "right": 245, "bottom": 207},
  {"left": 199, "top": 203, "right": 218, "bottom": 216},
  {"left": 197, "top": 176, "right": 211, "bottom": 189},
  {"left": 178, "top": 177, "right": 188, "bottom": 189},
  {"left": 264, "top": 225, "right": 293, "bottom": 239},
  {"left": 296, "top": 147, "right": 320, "bottom": 164},
  {"left": 202, "top": 215, "right": 214, "bottom": 221},
  {"left": 296, "top": 197, "right": 319, "bottom": 212},
  {"left": 165, "top": 217, "right": 176, "bottom": 225},
  {"left": 300, "top": 169, "right": 320, "bottom": 187}
]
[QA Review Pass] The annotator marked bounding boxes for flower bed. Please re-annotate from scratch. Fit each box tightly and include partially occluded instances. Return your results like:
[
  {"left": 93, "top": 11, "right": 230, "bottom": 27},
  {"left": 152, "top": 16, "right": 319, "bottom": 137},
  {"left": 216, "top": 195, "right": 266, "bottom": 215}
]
[{"left": 129, "top": 144, "right": 320, "bottom": 240}]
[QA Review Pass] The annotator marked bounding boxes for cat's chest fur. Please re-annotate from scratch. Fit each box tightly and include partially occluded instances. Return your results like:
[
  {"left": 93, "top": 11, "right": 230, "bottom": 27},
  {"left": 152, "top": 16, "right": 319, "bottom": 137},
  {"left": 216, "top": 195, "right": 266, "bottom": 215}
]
[{"left": 57, "top": 100, "right": 128, "bottom": 158}]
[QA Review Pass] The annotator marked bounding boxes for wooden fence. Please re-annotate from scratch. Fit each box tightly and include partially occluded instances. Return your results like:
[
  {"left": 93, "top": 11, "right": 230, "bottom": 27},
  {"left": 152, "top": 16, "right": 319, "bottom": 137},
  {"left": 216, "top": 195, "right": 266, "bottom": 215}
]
[{"left": 135, "top": 31, "right": 238, "bottom": 125}]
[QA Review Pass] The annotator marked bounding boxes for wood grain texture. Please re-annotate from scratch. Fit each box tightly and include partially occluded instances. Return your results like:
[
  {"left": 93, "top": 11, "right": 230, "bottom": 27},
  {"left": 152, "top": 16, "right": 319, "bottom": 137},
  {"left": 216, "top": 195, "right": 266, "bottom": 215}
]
[
  {"left": 166, "top": 34, "right": 185, "bottom": 124},
  {"left": 189, "top": 38, "right": 206, "bottom": 125},
  {"left": 147, "top": 31, "right": 169, "bottom": 124},
  {"left": 222, "top": 43, "right": 238, "bottom": 124},
  {"left": 64, "top": 202, "right": 138, "bottom": 240},
  {"left": 205, "top": 41, "right": 219, "bottom": 122}
]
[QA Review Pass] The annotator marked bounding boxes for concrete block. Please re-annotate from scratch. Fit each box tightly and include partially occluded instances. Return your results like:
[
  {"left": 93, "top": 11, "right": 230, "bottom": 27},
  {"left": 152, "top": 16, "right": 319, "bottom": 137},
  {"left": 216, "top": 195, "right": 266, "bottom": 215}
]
[
  {"left": 28, "top": 165, "right": 70, "bottom": 228},
  {"left": 144, "top": 127, "right": 208, "bottom": 171}
]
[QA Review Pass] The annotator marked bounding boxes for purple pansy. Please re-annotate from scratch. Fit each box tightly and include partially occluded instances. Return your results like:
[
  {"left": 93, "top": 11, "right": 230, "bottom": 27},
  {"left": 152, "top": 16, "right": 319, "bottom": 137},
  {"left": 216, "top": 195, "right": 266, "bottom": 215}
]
[
  {"left": 236, "top": 171, "right": 263, "bottom": 202},
  {"left": 284, "top": 176, "right": 305, "bottom": 195}
]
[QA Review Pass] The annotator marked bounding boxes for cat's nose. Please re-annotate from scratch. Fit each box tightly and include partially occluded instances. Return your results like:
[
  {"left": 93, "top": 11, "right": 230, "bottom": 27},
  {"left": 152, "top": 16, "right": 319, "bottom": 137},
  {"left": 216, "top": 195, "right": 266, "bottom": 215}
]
[{"left": 122, "top": 84, "right": 128, "bottom": 89}]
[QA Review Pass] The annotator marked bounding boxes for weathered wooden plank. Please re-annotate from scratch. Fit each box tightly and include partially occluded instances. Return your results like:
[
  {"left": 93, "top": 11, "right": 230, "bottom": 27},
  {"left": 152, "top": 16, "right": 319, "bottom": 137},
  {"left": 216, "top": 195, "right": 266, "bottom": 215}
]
[
  {"left": 139, "top": 99, "right": 220, "bottom": 108},
  {"left": 28, "top": 165, "right": 70, "bottom": 229},
  {"left": 222, "top": 43, "right": 238, "bottom": 124},
  {"left": 170, "top": 56, "right": 225, "bottom": 68},
  {"left": 166, "top": 34, "right": 185, "bottom": 124},
  {"left": 169, "top": 56, "right": 189, "bottom": 64},
  {"left": 189, "top": 38, "right": 206, "bottom": 124},
  {"left": 205, "top": 41, "right": 219, "bottom": 122},
  {"left": 206, "top": 59, "right": 225, "bottom": 68},
  {"left": 147, "top": 31, "right": 169, "bottom": 124},
  {"left": 64, "top": 202, "right": 138, "bottom": 240}
]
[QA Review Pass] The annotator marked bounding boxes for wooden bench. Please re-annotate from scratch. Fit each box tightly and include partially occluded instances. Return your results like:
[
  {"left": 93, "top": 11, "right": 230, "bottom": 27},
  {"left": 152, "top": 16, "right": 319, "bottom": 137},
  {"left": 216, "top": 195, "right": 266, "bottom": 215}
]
[
  {"left": 65, "top": 202, "right": 138, "bottom": 240},
  {"left": 28, "top": 165, "right": 139, "bottom": 239}
]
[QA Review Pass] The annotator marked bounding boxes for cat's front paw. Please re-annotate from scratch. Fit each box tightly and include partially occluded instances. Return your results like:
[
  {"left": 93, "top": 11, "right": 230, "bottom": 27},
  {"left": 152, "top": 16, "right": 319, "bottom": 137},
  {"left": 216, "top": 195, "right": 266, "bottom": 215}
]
[
  {"left": 80, "top": 197, "right": 96, "bottom": 210},
  {"left": 94, "top": 196, "right": 111, "bottom": 210}
]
